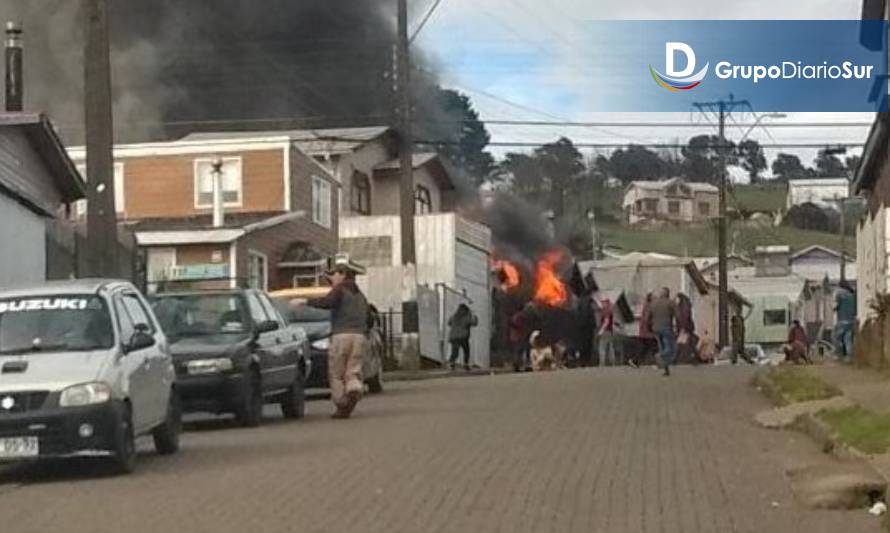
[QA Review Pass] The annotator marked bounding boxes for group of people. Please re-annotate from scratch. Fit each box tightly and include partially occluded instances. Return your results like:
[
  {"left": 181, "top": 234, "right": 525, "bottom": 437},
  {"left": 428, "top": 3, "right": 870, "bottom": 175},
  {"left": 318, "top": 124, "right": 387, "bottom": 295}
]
[
  {"left": 637, "top": 288, "right": 716, "bottom": 376},
  {"left": 782, "top": 279, "right": 857, "bottom": 365}
]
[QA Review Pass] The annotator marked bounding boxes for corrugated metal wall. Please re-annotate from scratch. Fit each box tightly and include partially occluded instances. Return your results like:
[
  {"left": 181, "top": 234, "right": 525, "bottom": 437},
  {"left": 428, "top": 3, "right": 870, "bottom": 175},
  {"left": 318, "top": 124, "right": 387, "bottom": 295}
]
[
  {"left": 0, "top": 194, "right": 45, "bottom": 288},
  {"left": 340, "top": 213, "right": 493, "bottom": 367}
]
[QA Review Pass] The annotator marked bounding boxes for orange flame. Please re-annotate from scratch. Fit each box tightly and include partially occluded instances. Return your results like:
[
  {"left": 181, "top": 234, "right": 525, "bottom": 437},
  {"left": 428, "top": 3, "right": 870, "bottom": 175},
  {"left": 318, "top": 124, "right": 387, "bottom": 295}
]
[
  {"left": 533, "top": 250, "right": 567, "bottom": 307},
  {"left": 493, "top": 260, "right": 521, "bottom": 291}
]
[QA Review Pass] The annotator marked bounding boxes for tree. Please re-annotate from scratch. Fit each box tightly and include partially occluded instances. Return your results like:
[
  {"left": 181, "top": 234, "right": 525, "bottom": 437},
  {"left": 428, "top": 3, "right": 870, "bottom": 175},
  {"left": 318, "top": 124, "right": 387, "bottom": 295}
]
[
  {"left": 606, "top": 144, "right": 672, "bottom": 183},
  {"left": 498, "top": 152, "right": 542, "bottom": 200},
  {"left": 681, "top": 135, "right": 737, "bottom": 183},
  {"left": 419, "top": 89, "right": 495, "bottom": 188},
  {"left": 813, "top": 149, "right": 847, "bottom": 178},
  {"left": 737, "top": 139, "right": 767, "bottom": 183},
  {"left": 771, "top": 153, "right": 810, "bottom": 181},
  {"left": 534, "top": 137, "right": 585, "bottom": 216}
]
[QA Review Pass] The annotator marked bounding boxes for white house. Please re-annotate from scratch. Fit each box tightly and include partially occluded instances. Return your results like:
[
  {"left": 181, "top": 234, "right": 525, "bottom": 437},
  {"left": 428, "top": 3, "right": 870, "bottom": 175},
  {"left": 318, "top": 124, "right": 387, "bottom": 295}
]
[
  {"left": 786, "top": 178, "right": 849, "bottom": 210},
  {"left": 623, "top": 178, "right": 719, "bottom": 225}
]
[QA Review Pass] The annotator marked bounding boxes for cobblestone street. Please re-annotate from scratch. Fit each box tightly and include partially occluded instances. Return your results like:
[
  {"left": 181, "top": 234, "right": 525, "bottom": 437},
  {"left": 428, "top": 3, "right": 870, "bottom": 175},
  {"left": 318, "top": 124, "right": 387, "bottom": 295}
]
[{"left": 0, "top": 367, "right": 880, "bottom": 533}]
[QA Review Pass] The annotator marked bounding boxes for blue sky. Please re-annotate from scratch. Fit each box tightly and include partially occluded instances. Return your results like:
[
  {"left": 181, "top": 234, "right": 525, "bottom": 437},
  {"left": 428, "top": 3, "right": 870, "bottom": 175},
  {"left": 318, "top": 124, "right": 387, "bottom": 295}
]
[{"left": 411, "top": 0, "right": 874, "bottom": 174}]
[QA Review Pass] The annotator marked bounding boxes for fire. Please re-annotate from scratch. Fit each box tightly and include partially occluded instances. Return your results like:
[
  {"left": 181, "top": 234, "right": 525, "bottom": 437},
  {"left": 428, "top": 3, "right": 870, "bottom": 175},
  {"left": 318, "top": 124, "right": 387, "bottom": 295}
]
[
  {"left": 493, "top": 260, "right": 521, "bottom": 291},
  {"left": 533, "top": 250, "right": 567, "bottom": 307}
]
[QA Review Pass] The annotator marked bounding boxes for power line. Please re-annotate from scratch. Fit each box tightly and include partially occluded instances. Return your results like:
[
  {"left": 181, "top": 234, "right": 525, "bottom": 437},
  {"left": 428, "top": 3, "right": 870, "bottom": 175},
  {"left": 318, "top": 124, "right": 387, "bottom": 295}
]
[
  {"left": 415, "top": 140, "right": 866, "bottom": 149},
  {"left": 410, "top": 0, "right": 446, "bottom": 43}
]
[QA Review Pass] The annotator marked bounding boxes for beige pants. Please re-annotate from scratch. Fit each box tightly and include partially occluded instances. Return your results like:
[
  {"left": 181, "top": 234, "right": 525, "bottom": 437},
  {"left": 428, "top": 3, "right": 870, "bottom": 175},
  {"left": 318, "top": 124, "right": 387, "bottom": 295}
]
[{"left": 329, "top": 333, "right": 367, "bottom": 408}]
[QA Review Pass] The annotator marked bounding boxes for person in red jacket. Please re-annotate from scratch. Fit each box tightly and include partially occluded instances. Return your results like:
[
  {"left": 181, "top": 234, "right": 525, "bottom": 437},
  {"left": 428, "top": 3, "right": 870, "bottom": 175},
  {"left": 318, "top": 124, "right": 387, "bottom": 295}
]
[{"left": 783, "top": 320, "right": 810, "bottom": 364}]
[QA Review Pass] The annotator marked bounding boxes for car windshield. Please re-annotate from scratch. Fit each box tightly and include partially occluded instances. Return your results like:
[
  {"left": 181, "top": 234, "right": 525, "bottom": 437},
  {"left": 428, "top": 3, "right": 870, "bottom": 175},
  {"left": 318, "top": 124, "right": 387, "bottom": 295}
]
[
  {"left": 0, "top": 295, "right": 114, "bottom": 354},
  {"left": 272, "top": 298, "right": 330, "bottom": 324},
  {"left": 151, "top": 293, "right": 249, "bottom": 338}
]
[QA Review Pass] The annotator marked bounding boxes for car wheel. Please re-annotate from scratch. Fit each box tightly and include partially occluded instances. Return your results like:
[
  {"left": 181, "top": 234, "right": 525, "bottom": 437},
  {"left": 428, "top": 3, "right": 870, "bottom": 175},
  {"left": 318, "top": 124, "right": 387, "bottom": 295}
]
[
  {"left": 152, "top": 390, "right": 182, "bottom": 455},
  {"left": 110, "top": 405, "right": 136, "bottom": 475},
  {"left": 280, "top": 367, "right": 306, "bottom": 419},
  {"left": 235, "top": 370, "right": 263, "bottom": 427},
  {"left": 366, "top": 367, "right": 384, "bottom": 394}
]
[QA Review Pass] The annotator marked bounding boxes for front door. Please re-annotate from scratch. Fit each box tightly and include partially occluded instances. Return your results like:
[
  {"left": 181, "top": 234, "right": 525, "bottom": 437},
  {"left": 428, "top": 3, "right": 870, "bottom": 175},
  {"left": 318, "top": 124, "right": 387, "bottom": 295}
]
[
  {"left": 244, "top": 292, "right": 287, "bottom": 391},
  {"left": 120, "top": 291, "right": 169, "bottom": 425}
]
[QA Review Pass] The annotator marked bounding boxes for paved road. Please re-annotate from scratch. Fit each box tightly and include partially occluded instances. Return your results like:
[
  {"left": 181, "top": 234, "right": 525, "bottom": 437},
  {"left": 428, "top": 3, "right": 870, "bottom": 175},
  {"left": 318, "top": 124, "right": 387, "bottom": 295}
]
[{"left": 0, "top": 367, "right": 881, "bottom": 533}]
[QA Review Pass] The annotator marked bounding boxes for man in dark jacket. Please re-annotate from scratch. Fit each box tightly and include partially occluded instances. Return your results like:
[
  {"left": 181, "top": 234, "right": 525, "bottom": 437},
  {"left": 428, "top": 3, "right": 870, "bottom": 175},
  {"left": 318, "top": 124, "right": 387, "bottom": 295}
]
[{"left": 294, "top": 264, "right": 369, "bottom": 418}]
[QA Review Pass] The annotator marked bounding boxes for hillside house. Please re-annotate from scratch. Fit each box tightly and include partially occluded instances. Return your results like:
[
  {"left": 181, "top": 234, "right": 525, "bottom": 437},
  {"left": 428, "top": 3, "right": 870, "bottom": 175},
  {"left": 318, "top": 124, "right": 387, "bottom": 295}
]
[
  {"left": 623, "top": 178, "right": 718, "bottom": 225},
  {"left": 0, "top": 113, "right": 84, "bottom": 287},
  {"left": 67, "top": 135, "right": 339, "bottom": 292},
  {"left": 786, "top": 178, "right": 849, "bottom": 210}
]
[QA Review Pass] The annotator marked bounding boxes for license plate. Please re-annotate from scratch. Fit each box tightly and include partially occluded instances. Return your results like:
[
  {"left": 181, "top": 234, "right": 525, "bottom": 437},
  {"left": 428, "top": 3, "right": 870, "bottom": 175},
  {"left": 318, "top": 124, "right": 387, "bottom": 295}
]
[{"left": 0, "top": 436, "right": 39, "bottom": 459}]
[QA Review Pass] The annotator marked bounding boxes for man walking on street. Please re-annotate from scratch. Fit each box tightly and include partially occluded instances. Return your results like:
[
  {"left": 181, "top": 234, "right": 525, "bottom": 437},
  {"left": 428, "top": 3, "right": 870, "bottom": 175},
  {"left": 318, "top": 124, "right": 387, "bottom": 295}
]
[
  {"left": 598, "top": 298, "right": 616, "bottom": 366},
  {"left": 835, "top": 280, "right": 857, "bottom": 361},
  {"left": 295, "top": 263, "right": 369, "bottom": 419},
  {"left": 651, "top": 287, "right": 677, "bottom": 376}
]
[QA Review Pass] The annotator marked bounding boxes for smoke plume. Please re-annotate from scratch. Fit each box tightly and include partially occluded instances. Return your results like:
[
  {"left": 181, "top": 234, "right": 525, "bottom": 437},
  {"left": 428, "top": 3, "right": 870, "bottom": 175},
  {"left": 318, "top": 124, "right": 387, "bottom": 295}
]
[{"left": 0, "top": 1, "right": 436, "bottom": 144}]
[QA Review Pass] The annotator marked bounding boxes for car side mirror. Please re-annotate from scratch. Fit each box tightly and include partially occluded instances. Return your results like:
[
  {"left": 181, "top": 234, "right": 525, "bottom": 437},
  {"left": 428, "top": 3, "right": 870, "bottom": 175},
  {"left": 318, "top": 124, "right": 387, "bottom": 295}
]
[
  {"left": 126, "top": 331, "right": 156, "bottom": 353},
  {"left": 256, "top": 320, "right": 279, "bottom": 335}
]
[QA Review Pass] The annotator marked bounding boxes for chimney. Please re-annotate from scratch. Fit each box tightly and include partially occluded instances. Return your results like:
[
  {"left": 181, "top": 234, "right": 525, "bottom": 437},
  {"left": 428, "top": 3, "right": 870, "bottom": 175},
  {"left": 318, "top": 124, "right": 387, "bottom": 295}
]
[
  {"left": 754, "top": 245, "right": 791, "bottom": 277},
  {"left": 211, "top": 157, "right": 225, "bottom": 228},
  {"left": 5, "top": 21, "right": 22, "bottom": 112}
]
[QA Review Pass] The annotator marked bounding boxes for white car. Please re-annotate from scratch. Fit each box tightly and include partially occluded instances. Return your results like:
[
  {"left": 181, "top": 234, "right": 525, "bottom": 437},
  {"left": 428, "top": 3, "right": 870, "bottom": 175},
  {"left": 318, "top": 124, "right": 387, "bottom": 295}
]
[{"left": 0, "top": 279, "right": 181, "bottom": 474}]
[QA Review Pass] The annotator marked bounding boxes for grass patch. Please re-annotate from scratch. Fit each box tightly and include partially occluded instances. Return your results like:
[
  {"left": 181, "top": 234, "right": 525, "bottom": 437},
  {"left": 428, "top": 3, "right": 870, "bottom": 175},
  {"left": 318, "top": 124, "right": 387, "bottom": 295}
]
[
  {"left": 818, "top": 406, "right": 890, "bottom": 455},
  {"left": 732, "top": 183, "right": 788, "bottom": 213},
  {"left": 766, "top": 367, "right": 841, "bottom": 403}
]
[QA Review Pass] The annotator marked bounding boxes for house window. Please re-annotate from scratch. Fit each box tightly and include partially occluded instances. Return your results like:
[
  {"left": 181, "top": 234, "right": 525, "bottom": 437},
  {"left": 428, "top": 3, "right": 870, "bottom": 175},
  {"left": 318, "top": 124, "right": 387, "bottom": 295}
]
[
  {"left": 194, "top": 157, "right": 242, "bottom": 209},
  {"left": 247, "top": 251, "right": 268, "bottom": 290},
  {"left": 350, "top": 172, "right": 371, "bottom": 215},
  {"left": 668, "top": 200, "right": 681, "bottom": 215},
  {"left": 292, "top": 264, "right": 325, "bottom": 288},
  {"left": 415, "top": 185, "right": 432, "bottom": 215},
  {"left": 74, "top": 162, "right": 126, "bottom": 216},
  {"left": 698, "top": 202, "right": 711, "bottom": 216},
  {"left": 763, "top": 309, "right": 788, "bottom": 326},
  {"left": 312, "top": 176, "right": 332, "bottom": 228},
  {"left": 642, "top": 199, "right": 657, "bottom": 212}
]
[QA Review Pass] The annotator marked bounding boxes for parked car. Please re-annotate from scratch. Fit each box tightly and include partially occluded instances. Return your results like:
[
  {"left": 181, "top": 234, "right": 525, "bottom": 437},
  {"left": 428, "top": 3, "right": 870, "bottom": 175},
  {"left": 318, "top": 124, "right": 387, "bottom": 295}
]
[
  {"left": 149, "top": 288, "right": 309, "bottom": 426},
  {"left": 269, "top": 287, "right": 384, "bottom": 394},
  {"left": 0, "top": 279, "right": 181, "bottom": 474}
]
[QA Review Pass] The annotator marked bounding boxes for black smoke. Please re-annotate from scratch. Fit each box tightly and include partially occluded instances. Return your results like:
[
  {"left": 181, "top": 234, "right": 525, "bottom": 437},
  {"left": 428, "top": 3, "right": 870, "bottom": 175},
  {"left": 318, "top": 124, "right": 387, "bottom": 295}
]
[{"left": 0, "top": 1, "right": 441, "bottom": 143}]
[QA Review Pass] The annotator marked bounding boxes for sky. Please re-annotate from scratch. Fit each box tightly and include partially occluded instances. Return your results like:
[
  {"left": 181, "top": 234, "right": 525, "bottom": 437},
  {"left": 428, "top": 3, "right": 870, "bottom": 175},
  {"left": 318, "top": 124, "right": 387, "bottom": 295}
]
[{"left": 412, "top": 0, "right": 875, "bottom": 176}]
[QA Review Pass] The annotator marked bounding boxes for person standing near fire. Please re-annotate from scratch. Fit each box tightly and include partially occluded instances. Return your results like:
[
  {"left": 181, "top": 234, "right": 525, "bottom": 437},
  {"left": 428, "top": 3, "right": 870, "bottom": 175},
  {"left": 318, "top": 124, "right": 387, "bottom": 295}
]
[
  {"left": 292, "top": 263, "right": 369, "bottom": 419},
  {"left": 448, "top": 304, "right": 478, "bottom": 371},
  {"left": 651, "top": 287, "right": 677, "bottom": 376},
  {"left": 598, "top": 298, "right": 617, "bottom": 366}
]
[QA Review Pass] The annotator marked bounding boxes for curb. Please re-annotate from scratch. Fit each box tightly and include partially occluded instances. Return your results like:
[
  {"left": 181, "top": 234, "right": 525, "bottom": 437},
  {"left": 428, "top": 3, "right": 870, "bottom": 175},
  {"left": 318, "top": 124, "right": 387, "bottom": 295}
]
[{"left": 752, "top": 369, "right": 873, "bottom": 461}]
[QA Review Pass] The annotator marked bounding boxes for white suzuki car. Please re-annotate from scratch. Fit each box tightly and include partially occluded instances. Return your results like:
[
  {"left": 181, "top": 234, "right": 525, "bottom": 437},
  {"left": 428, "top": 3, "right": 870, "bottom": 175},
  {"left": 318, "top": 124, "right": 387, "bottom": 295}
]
[{"left": 0, "top": 279, "right": 181, "bottom": 474}]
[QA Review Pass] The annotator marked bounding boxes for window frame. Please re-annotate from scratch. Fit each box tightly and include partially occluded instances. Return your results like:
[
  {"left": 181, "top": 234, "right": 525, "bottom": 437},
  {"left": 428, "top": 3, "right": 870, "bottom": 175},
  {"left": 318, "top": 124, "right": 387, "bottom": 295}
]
[
  {"left": 763, "top": 309, "right": 788, "bottom": 326},
  {"left": 312, "top": 175, "right": 332, "bottom": 228},
  {"left": 247, "top": 250, "right": 269, "bottom": 291},
  {"left": 415, "top": 185, "right": 432, "bottom": 215},
  {"left": 193, "top": 157, "right": 244, "bottom": 210},
  {"left": 698, "top": 201, "right": 711, "bottom": 216},
  {"left": 350, "top": 171, "right": 371, "bottom": 215},
  {"left": 667, "top": 200, "right": 681, "bottom": 215}
]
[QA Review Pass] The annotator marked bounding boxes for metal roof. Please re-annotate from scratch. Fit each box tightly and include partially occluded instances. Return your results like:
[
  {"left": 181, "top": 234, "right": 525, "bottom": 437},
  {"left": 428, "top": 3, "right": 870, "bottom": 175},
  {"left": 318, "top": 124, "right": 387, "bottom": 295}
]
[
  {"left": 728, "top": 270, "right": 808, "bottom": 299},
  {"left": 179, "top": 126, "right": 392, "bottom": 155},
  {"left": 626, "top": 178, "right": 718, "bottom": 194}
]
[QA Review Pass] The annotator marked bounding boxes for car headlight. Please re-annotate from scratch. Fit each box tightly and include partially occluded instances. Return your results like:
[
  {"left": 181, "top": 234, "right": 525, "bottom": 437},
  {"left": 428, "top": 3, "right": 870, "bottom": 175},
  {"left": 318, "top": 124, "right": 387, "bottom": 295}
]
[
  {"left": 311, "top": 338, "right": 330, "bottom": 350},
  {"left": 186, "top": 358, "right": 234, "bottom": 375},
  {"left": 59, "top": 382, "right": 112, "bottom": 407}
]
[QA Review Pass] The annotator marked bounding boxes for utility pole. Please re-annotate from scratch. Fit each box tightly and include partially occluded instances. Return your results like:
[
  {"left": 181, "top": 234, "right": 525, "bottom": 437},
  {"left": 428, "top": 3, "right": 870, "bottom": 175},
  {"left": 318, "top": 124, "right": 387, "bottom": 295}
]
[
  {"left": 824, "top": 145, "right": 851, "bottom": 282},
  {"left": 84, "top": 0, "right": 118, "bottom": 277},
  {"left": 396, "top": 0, "right": 420, "bottom": 369},
  {"left": 693, "top": 96, "right": 750, "bottom": 348}
]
